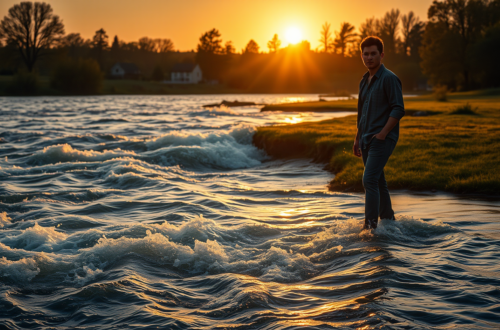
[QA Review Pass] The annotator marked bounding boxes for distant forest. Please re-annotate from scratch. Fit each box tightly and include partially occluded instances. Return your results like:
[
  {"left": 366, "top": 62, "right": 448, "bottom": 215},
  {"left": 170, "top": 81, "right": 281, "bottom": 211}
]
[{"left": 1, "top": 0, "right": 499, "bottom": 94}]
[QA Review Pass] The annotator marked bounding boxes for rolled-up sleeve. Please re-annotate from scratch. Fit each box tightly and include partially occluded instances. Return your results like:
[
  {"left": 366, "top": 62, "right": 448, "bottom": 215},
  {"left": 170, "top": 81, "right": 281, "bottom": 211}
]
[{"left": 384, "top": 75, "right": 405, "bottom": 120}]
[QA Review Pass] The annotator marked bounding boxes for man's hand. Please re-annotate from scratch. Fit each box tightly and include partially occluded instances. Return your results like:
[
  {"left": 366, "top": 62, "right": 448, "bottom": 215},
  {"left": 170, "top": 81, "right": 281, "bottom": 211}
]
[
  {"left": 373, "top": 132, "right": 387, "bottom": 140},
  {"left": 353, "top": 139, "right": 361, "bottom": 157}
]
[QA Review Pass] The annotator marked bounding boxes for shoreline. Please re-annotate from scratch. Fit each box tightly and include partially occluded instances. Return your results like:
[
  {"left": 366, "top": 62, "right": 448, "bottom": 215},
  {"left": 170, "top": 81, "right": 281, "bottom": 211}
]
[{"left": 253, "top": 91, "right": 500, "bottom": 195}]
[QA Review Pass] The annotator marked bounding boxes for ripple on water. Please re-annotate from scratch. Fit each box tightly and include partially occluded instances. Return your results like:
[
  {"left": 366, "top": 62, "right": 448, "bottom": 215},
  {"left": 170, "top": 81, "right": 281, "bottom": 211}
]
[{"left": 0, "top": 95, "right": 499, "bottom": 329}]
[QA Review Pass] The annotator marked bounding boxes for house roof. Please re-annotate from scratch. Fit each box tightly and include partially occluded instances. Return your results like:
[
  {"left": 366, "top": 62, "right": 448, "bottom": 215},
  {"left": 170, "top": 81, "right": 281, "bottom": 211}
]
[
  {"left": 171, "top": 63, "right": 197, "bottom": 73},
  {"left": 114, "top": 62, "right": 141, "bottom": 74}
]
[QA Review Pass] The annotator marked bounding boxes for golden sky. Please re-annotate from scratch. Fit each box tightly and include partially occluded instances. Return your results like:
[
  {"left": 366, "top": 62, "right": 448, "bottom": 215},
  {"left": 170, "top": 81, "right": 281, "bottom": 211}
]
[{"left": 0, "top": 0, "right": 432, "bottom": 51}]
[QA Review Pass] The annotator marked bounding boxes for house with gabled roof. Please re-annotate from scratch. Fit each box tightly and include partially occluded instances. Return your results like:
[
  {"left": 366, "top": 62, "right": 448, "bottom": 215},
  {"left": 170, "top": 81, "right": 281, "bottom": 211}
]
[
  {"left": 110, "top": 62, "right": 141, "bottom": 79},
  {"left": 170, "top": 63, "right": 202, "bottom": 84}
]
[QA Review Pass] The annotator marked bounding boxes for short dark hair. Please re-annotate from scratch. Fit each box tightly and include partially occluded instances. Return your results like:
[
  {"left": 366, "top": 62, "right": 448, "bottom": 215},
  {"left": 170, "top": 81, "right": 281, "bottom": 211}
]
[{"left": 360, "top": 36, "right": 384, "bottom": 54}]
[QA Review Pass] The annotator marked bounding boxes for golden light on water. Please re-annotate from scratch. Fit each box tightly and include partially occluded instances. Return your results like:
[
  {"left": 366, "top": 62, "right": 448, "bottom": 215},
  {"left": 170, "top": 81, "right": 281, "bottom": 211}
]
[
  {"left": 285, "top": 26, "right": 302, "bottom": 44},
  {"left": 283, "top": 116, "right": 303, "bottom": 124}
]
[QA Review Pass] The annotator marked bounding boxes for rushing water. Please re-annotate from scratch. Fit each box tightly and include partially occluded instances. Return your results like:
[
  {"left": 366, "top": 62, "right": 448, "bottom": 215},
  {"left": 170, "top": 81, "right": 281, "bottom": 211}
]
[{"left": 0, "top": 95, "right": 499, "bottom": 330}]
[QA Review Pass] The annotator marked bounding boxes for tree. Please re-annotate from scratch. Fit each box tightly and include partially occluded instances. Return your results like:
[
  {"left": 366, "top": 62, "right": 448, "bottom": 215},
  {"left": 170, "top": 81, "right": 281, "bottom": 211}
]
[
  {"left": 224, "top": 41, "right": 235, "bottom": 54},
  {"left": 0, "top": 2, "right": 64, "bottom": 72},
  {"left": 319, "top": 22, "right": 334, "bottom": 53},
  {"left": 59, "top": 33, "right": 88, "bottom": 57},
  {"left": 421, "top": 0, "right": 488, "bottom": 89},
  {"left": 401, "top": 11, "right": 424, "bottom": 56},
  {"left": 243, "top": 39, "right": 259, "bottom": 53},
  {"left": 51, "top": 58, "right": 102, "bottom": 94},
  {"left": 334, "top": 22, "right": 357, "bottom": 56},
  {"left": 155, "top": 38, "right": 174, "bottom": 53},
  {"left": 378, "top": 9, "right": 400, "bottom": 54},
  {"left": 197, "top": 28, "right": 223, "bottom": 54},
  {"left": 120, "top": 41, "right": 138, "bottom": 51},
  {"left": 471, "top": 23, "right": 500, "bottom": 87},
  {"left": 138, "top": 37, "right": 155, "bottom": 52},
  {"left": 92, "top": 28, "right": 108, "bottom": 69},
  {"left": 267, "top": 34, "right": 281, "bottom": 53},
  {"left": 359, "top": 17, "right": 379, "bottom": 40},
  {"left": 111, "top": 35, "right": 120, "bottom": 52},
  {"left": 60, "top": 33, "right": 85, "bottom": 48}
]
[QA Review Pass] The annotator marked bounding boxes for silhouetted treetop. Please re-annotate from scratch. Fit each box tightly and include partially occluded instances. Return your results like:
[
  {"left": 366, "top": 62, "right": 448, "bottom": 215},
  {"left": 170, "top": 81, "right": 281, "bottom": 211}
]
[
  {"left": 267, "top": 34, "right": 281, "bottom": 53},
  {"left": 224, "top": 41, "right": 235, "bottom": 54},
  {"left": 378, "top": 9, "right": 400, "bottom": 54},
  {"left": 334, "top": 22, "right": 357, "bottom": 56},
  {"left": 197, "top": 28, "right": 223, "bottom": 54},
  {"left": 319, "top": 22, "right": 334, "bottom": 53},
  {"left": 244, "top": 39, "right": 260, "bottom": 53},
  {"left": 0, "top": 1, "right": 65, "bottom": 71},
  {"left": 93, "top": 28, "right": 109, "bottom": 50}
]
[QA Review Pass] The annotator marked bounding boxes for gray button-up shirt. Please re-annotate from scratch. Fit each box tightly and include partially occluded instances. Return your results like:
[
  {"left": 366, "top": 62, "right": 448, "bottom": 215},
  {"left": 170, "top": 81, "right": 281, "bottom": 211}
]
[{"left": 357, "top": 64, "right": 405, "bottom": 149}]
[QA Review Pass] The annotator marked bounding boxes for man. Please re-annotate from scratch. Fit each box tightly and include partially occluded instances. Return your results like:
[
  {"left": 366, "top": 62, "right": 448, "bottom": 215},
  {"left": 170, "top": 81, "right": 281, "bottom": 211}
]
[{"left": 353, "top": 36, "right": 405, "bottom": 230}]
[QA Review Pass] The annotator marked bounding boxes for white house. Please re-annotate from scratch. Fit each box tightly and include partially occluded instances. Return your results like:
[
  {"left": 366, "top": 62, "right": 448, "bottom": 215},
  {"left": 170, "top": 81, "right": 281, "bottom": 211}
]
[
  {"left": 170, "top": 63, "right": 202, "bottom": 84},
  {"left": 110, "top": 63, "right": 141, "bottom": 79}
]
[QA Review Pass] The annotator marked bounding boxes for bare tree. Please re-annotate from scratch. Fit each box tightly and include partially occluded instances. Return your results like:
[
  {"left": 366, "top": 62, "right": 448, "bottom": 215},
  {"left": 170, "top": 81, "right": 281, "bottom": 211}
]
[
  {"left": 334, "top": 22, "right": 357, "bottom": 56},
  {"left": 243, "top": 39, "right": 259, "bottom": 53},
  {"left": 224, "top": 41, "right": 235, "bottom": 54},
  {"left": 319, "top": 22, "right": 334, "bottom": 53},
  {"left": 267, "top": 34, "right": 281, "bottom": 53},
  {"left": 197, "top": 28, "right": 223, "bottom": 54},
  {"left": 378, "top": 9, "right": 400, "bottom": 54},
  {"left": 155, "top": 38, "right": 174, "bottom": 53},
  {"left": 0, "top": 2, "right": 64, "bottom": 72}
]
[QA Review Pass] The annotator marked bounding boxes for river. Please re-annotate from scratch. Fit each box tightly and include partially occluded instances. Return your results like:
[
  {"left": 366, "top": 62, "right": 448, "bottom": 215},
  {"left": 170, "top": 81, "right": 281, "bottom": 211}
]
[{"left": 0, "top": 95, "right": 499, "bottom": 329}]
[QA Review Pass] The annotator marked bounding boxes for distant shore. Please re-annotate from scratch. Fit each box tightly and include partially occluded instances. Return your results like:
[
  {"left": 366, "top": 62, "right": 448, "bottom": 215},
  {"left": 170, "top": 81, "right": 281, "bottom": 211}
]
[
  {"left": 0, "top": 75, "right": 428, "bottom": 97},
  {"left": 253, "top": 89, "right": 500, "bottom": 195}
]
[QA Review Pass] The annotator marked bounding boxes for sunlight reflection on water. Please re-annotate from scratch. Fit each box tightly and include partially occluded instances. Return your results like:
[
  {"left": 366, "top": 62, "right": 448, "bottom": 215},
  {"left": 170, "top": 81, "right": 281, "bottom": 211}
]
[{"left": 0, "top": 95, "right": 498, "bottom": 329}]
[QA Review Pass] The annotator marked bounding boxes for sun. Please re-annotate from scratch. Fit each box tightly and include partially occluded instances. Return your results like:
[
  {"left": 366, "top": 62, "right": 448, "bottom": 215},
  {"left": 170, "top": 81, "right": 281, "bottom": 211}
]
[{"left": 285, "top": 27, "right": 302, "bottom": 44}]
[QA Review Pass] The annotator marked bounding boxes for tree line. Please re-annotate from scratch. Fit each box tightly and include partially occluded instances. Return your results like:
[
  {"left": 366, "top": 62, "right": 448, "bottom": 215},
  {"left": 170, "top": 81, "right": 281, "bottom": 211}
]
[{"left": 0, "top": 0, "right": 499, "bottom": 94}]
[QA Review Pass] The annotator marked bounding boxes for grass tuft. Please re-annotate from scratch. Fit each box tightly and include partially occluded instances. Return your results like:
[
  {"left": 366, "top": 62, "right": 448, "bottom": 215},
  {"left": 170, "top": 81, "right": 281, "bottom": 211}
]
[{"left": 450, "top": 102, "right": 478, "bottom": 115}]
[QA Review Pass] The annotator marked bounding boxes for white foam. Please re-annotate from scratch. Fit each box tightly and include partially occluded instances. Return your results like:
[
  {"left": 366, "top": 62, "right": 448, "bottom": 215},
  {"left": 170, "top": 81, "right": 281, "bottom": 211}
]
[
  {"left": 0, "top": 256, "right": 40, "bottom": 282},
  {"left": 32, "top": 144, "right": 137, "bottom": 164},
  {"left": 0, "top": 212, "right": 11, "bottom": 228},
  {"left": 1, "top": 223, "right": 68, "bottom": 252},
  {"left": 375, "top": 215, "right": 457, "bottom": 240},
  {"left": 146, "top": 124, "right": 255, "bottom": 150},
  {"left": 144, "top": 125, "right": 265, "bottom": 169},
  {"left": 72, "top": 263, "right": 104, "bottom": 286}
]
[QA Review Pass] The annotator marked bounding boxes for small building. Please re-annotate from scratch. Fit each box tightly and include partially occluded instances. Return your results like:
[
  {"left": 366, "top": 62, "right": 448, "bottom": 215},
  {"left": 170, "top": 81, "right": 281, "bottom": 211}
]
[
  {"left": 110, "top": 62, "right": 141, "bottom": 79},
  {"left": 170, "top": 63, "right": 202, "bottom": 84}
]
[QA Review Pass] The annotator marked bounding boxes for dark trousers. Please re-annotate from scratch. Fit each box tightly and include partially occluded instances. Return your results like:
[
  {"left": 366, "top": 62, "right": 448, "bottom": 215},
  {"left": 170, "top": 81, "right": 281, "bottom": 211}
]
[{"left": 362, "top": 138, "right": 396, "bottom": 227}]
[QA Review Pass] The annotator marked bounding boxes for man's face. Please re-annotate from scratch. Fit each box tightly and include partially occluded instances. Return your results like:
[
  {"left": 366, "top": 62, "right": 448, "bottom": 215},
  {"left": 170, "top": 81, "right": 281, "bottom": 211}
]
[{"left": 361, "top": 45, "right": 384, "bottom": 70}]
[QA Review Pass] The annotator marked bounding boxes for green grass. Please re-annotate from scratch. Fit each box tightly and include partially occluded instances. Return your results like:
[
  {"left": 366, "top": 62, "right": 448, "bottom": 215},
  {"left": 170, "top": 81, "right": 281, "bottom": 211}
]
[{"left": 254, "top": 90, "right": 500, "bottom": 194}]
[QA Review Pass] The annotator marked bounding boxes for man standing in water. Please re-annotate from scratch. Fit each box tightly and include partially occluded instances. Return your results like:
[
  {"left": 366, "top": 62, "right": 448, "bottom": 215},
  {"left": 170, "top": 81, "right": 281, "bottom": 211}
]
[{"left": 353, "top": 36, "right": 405, "bottom": 230}]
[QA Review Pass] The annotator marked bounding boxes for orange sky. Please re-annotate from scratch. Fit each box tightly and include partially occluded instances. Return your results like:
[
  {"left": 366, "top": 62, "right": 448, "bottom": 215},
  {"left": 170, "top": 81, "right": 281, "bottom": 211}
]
[{"left": 0, "top": 0, "right": 432, "bottom": 52}]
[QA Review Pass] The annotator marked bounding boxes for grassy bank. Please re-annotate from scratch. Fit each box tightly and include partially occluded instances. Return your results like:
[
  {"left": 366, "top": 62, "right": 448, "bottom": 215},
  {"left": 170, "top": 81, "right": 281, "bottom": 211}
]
[{"left": 254, "top": 90, "right": 500, "bottom": 194}]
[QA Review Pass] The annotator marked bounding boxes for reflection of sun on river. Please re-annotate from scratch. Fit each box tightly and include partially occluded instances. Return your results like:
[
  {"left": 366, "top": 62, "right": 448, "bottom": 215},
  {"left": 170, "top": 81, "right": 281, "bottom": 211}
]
[{"left": 283, "top": 116, "right": 303, "bottom": 124}]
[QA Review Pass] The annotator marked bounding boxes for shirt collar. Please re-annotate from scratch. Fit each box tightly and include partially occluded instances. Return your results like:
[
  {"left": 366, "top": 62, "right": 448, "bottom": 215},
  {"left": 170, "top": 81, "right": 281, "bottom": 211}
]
[{"left": 363, "top": 63, "right": 386, "bottom": 81}]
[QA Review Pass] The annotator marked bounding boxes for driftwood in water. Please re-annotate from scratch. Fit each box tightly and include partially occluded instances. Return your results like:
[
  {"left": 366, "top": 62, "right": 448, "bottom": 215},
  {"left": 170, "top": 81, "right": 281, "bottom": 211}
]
[{"left": 202, "top": 100, "right": 264, "bottom": 108}]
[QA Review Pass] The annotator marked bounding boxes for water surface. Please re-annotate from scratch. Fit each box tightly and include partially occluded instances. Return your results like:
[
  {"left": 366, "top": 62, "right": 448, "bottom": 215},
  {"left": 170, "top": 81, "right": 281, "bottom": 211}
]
[{"left": 0, "top": 95, "right": 499, "bottom": 329}]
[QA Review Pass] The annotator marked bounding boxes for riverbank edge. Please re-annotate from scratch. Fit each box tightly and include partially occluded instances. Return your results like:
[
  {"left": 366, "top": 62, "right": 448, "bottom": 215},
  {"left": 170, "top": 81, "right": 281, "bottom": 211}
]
[{"left": 252, "top": 104, "right": 500, "bottom": 195}]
